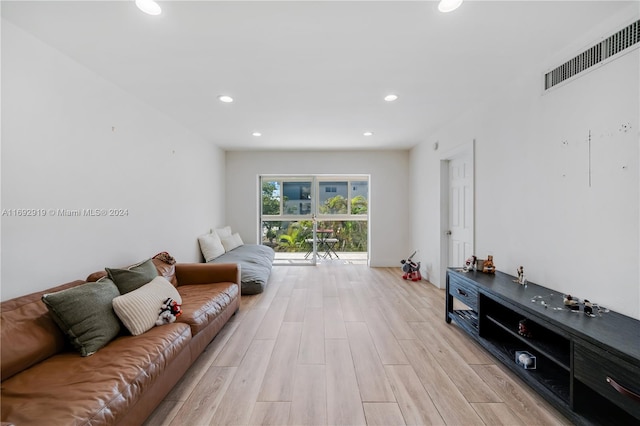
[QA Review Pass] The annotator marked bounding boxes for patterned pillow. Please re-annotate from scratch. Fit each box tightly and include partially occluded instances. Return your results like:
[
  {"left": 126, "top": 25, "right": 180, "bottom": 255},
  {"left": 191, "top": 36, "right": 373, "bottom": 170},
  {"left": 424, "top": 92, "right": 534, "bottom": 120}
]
[
  {"left": 42, "top": 278, "right": 121, "bottom": 356},
  {"left": 112, "top": 276, "right": 182, "bottom": 336}
]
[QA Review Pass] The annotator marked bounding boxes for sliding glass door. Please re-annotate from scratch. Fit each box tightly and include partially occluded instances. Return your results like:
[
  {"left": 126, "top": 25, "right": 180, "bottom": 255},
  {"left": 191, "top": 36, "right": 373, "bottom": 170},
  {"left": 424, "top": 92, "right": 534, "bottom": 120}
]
[
  {"left": 260, "top": 175, "right": 369, "bottom": 265},
  {"left": 316, "top": 178, "right": 369, "bottom": 258}
]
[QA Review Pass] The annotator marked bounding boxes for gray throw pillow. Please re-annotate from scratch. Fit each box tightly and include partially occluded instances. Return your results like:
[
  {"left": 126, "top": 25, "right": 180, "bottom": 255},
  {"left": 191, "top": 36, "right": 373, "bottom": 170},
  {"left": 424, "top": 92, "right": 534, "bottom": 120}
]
[
  {"left": 42, "top": 278, "right": 122, "bottom": 357},
  {"left": 106, "top": 258, "right": 158, "bottom": 294}
]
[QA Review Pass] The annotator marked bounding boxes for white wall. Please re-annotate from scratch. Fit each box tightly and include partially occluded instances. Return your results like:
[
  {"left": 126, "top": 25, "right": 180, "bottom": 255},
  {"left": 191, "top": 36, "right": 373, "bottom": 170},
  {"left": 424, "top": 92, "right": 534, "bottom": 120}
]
[
  {"left": 1, "top": 20, "right": 226, "bottom": 300},
  {"left": 225, "top": 150, "right": 410, "bottom": 266},
  {"left": 411, "top": 44, "right": 639, "bottom": 318}
]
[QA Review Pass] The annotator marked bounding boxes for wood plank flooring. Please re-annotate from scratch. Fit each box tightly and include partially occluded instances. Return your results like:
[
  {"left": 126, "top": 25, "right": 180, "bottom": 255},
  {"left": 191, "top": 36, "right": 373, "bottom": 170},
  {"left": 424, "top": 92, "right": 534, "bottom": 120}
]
[{"left": 144, "top": 263, "right": 570, "bottom": 426}]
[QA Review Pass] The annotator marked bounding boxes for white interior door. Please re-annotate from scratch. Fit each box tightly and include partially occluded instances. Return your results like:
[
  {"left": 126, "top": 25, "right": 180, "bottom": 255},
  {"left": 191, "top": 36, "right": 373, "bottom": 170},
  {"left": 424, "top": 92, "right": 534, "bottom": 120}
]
[{"left": 448, "top": 155, "right": 474, "bottom": 267}]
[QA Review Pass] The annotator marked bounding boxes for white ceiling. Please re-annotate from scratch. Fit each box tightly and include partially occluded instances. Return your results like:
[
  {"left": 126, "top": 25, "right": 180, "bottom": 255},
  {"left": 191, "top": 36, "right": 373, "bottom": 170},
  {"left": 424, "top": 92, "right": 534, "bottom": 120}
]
[{"left": 2, "top": 1, "right": 636, "bottom": 151}]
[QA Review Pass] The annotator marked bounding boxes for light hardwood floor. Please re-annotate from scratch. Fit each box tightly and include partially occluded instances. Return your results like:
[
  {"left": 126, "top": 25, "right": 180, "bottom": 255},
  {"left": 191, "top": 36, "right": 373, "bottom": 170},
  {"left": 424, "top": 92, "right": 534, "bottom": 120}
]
[{"left": 144, "top": 263, "right": 570, "bottom": 426}]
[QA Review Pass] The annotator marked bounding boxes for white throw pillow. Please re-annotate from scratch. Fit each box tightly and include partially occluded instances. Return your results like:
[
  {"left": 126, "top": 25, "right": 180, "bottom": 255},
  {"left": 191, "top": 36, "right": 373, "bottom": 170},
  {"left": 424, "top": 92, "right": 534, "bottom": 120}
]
[
  {"left": 221, "top": 232, "right": 244, "bottom": 252},
  {"left": 215, "top": 226, "right": 233, "bottom": 239},
  {"left": 112, "top": 276, "right": 182, "bottom": 336},
  {"left": 198, "top": 232, "right": 226, "bottom": 261}
]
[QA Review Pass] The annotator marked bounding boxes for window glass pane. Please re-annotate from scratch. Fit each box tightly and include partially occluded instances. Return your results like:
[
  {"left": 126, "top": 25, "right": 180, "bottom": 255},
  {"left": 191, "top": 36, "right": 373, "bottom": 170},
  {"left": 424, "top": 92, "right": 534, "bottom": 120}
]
[
  {"left": 262, "top": 180, "right": 281, "bottom": 215},
  {"left": 338, "top": 220, "right": 368, "bottom": 251},
  {"left": 318, "top": 181, "right": 348, "bottom": 214},
  {"left": 262, "top": 220, "right": 313, "bottom": 252},
  {"left": 350, "top": 180, "right": 368, "bottom": 215},
  {"left": 283, "top": 181, "right": 312, "bottom": 215}
]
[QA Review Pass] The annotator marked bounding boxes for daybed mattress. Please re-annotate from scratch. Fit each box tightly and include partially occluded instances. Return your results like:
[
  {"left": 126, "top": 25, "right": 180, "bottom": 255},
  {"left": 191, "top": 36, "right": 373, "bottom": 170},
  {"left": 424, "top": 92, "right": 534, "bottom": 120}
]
[{"left": 208, "top": 244, "right": 274, "bottom": 295}]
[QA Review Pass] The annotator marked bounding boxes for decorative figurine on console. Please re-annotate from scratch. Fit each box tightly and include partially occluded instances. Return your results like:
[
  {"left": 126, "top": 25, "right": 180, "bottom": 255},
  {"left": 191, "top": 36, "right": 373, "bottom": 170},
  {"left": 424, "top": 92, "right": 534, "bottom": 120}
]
[
  {"left": 518, "top": 319, "right": 533, "bottom": 338},
  {"left": 482, "top": 255, "right": 496, "bottom": 274},
  {"left": 563, "top": 294, "right": 580, "bottom": 311},
  {"left": 514, "top": 266, "right": 527, "bottom": 285},
  {"left": 584, "top": 300, "right": 594, "bottom": 317},
  {"left": 463, "top": 255, "right": 477, "bottom": 272},
  {"left": 516, "top": 351, "right": 536, "bottom": 369}
]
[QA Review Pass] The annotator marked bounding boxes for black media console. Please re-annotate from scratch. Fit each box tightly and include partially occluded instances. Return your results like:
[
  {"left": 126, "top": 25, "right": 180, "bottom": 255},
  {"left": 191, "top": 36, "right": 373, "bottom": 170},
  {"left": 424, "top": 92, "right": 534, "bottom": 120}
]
[{"left": 445, "top": 268, "right": 640, "bottom": 425}]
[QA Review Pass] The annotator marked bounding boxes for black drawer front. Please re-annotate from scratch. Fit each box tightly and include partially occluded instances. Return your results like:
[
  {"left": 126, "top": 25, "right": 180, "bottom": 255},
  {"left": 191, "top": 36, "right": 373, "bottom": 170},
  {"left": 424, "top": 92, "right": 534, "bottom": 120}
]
[
  {"left": 448, "top": 275, "right": 478, "bottom": 311},
  {"left": 574, "top": 341, "right": 640, "bottom": 419}
]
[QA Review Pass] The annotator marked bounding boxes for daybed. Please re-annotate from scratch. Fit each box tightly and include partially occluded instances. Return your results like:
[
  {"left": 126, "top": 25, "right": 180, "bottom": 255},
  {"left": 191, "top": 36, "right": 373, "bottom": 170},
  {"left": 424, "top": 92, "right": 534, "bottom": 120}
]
[
  {"left": 198, "top": 226, "right": 275, "bottom": 295},
  {"left": 0, "top": 254, "right": 240, "bottom": 426}
]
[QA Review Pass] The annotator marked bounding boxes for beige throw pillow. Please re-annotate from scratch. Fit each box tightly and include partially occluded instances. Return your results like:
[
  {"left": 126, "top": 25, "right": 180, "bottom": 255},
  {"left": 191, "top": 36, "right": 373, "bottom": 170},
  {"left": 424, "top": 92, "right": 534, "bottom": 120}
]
[
  {"left": 215, "top": 226, "right": 233, "bottom": 239},
  {"left": 221, "top": 232, "right": 244, "bottom": 252},
  {"left": 112, "top": 276, "right": 182, "bottom": 336},
  {"left": 198, "top": 232, "right": 226, "bottom": 261}
]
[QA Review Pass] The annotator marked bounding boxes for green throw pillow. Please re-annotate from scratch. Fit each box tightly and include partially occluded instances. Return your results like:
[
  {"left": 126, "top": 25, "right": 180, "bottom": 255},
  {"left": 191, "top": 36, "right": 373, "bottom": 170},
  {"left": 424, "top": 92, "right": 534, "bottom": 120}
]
[
  {"left": 106, "top": 258, "right": 158, "bottom": 294},
  {"left": 42, "top": 278, "right": 122, "bottom": 357}
]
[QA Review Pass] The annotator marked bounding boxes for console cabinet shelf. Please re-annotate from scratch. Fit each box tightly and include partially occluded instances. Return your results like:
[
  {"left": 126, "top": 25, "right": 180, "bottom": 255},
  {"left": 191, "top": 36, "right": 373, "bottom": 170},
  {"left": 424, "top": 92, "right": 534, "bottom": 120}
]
[{"left": 446, "top": 268, "right": 640, "bottom": 425}]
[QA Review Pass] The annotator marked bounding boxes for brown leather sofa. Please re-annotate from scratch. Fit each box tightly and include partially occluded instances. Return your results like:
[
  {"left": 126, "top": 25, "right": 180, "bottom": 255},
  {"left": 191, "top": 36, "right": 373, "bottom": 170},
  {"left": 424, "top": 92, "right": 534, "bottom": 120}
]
[{"left": 0, "top": 259, "right": 240, "bottom": 426}]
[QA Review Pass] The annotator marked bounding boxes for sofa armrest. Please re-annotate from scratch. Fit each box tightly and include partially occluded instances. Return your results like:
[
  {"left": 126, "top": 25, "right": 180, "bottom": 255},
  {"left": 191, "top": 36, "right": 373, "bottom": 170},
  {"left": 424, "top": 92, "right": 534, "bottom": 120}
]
[{"left": 175, "top": 263, "right": 240, "bottom": 287}]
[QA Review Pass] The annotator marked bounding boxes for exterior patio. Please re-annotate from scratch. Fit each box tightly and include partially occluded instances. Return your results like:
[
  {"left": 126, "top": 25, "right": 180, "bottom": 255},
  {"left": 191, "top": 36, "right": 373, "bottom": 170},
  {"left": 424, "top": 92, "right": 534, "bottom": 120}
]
[{"left": 273, "top": 251, "right": 368, "bottom": 265}]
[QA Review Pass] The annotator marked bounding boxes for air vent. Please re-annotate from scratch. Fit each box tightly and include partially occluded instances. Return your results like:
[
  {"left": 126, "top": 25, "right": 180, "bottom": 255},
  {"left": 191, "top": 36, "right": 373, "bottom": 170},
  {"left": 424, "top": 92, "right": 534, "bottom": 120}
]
[{"left": 544, "top": 19, "right": 640, "bottom": 90}]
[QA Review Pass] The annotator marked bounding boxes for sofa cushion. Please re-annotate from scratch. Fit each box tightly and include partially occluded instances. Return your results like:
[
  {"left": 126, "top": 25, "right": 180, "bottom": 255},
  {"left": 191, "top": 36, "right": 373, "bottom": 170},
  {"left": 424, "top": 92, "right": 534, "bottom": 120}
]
[
  {"left": 177, "top": 282, "right": 239, "bottom": 335},
  {"left": 112, "top": 276, "right": 182, "bottom": 336},
  {"left": 198, "top": 232, "right": 226, "bottom": 261},
  {"left": 221, "top": 232, "right": 244, "bottom": 252},
  {"left": 0, "top": 322, "right": 191, "bottom": 425},
  {"left": 41, "top": 278, "right": 122, "bottom": 357},
  {"left": 106, "top": 258, "right": 158, "bottom": 294},
  {"left": 208, "top": 244, "right": 275, "bottom": 295},
  {"left": 1, "top": 280, "right": 82, "bottom": 381}
]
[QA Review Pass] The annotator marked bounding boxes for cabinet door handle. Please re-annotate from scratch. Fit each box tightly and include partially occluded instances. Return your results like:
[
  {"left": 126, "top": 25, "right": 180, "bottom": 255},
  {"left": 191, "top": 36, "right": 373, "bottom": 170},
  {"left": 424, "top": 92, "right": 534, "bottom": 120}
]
[
  {"left": 456, "top": 288, "right": 467, "bottom": 297},
  {"left": 606, "top": 376, "right": 640, "bottom": 403}
]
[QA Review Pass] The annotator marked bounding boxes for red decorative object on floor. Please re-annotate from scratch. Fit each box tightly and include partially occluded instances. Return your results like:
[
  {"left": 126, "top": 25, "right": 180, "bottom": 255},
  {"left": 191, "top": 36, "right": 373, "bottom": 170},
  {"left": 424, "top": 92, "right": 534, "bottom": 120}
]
[{"left": 401, "top": 251, "right": 422, "bottom": 281}]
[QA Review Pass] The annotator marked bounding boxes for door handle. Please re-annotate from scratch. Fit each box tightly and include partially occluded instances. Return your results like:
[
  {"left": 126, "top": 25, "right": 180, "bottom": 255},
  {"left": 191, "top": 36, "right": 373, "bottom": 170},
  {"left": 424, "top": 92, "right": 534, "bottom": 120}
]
[{"left": 446, "top": 230, "right": 452, "bottom": 236}]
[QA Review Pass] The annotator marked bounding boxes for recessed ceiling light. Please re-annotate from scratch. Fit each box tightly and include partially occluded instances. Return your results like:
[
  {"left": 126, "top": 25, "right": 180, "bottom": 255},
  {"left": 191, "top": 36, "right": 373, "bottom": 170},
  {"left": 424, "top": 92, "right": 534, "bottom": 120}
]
[
  {"left": 218, "top": 95, "right": 234, "bottom": 103},
  {"left": 135, "top": 0, "right": 162, "bottom": 16},
  {"left": 363, "top": 131, "right": 374, "bottom": 136},
  {"left": 438, "top": 0, "right": 463, "bottom": 13},
  {"left": 252, "top": 132, "right": 262, "bottom": 137},
  {"left": 384, "top": 94, "right": 398, "bottom": 102}
]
